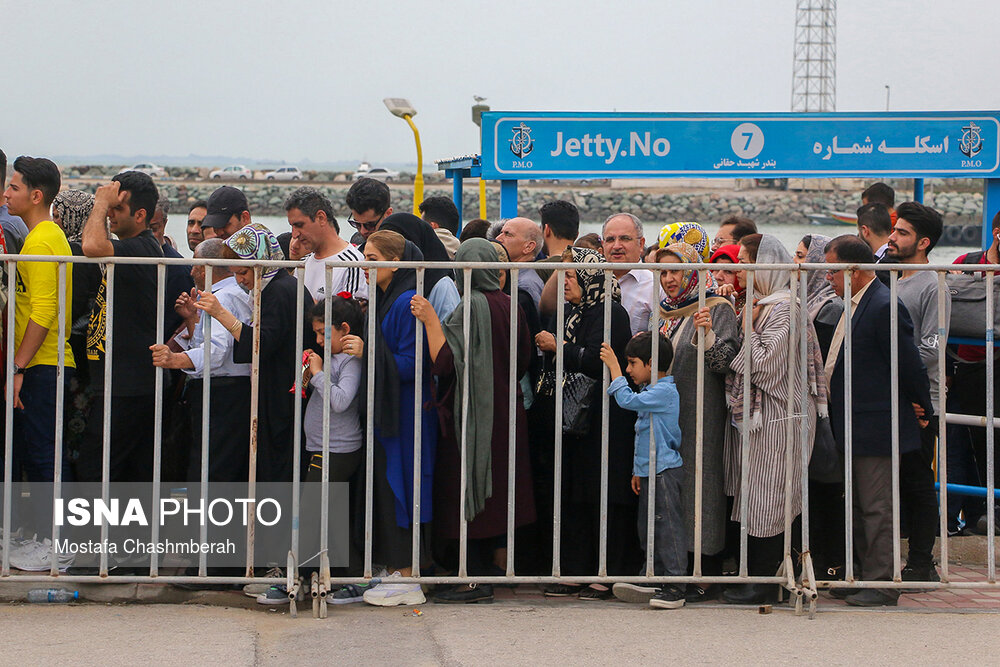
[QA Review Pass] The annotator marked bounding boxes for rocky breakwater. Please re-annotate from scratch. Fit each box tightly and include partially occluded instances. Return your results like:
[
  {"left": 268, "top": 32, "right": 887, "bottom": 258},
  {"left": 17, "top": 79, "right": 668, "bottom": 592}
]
[{"left": 62, "top": 179, "right": 986, "bottom": 227}]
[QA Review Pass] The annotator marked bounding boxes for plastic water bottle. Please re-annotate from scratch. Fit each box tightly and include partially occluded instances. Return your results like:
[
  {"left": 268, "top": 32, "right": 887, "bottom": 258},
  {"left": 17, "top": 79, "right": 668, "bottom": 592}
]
[{"left": 27, "top": 589, "right": 79, "bottom": 603}]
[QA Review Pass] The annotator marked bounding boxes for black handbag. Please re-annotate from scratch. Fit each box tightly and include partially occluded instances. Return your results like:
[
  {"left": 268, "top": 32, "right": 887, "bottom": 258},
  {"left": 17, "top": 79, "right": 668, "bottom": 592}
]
[
  {"left": 562, "top": 372, "right": 599, "bottom": 436},
  {"left": 809, "top": 415, "right": 842, "bottom": 482}
]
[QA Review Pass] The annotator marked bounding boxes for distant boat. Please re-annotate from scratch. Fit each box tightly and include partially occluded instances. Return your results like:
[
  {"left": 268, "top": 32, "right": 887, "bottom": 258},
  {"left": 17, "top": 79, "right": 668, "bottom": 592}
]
[{"left": 807, "top": 210, "right": 857, "bottom": 226}]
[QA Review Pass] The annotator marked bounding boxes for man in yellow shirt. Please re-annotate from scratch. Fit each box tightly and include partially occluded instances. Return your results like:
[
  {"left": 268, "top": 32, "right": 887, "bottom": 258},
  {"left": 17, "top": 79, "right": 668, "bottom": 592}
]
[{"left": 2, "top": 156, "right": 75, "bottom": 570}]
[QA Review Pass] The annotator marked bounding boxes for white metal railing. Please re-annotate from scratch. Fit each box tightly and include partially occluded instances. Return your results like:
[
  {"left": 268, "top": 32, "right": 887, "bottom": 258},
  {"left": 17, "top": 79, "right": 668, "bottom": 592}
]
[{"left": 0, "top": 254, "right": 997, "bottom": 619}]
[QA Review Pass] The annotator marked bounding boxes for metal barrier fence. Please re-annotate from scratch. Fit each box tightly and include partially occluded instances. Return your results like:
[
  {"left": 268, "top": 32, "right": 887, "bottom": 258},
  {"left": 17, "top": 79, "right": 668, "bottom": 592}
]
[{"left": 0, "top": 253, "right": 997, "bottom": 619}]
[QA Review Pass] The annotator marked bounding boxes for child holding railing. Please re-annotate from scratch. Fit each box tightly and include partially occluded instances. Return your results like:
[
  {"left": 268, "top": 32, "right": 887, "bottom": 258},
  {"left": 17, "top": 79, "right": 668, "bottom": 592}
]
[{"left": 600, "top": 332, "right": 687, "bottom": 609}]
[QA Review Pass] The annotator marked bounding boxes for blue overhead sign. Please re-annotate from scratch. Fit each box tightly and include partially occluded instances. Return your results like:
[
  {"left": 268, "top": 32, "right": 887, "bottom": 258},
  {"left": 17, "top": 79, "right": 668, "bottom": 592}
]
[{"left": 480, "top": 111, "right": 1000, "bottom": 179}]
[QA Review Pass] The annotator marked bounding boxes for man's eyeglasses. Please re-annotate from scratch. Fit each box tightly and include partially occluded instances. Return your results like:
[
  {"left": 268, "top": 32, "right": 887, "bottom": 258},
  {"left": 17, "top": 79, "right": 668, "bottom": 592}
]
[
  {"left": 712, "top": 237, "right": 734, "bottom": 247},
  {"left": 348, "top": 212, "right": 386, "bottom": 232},
  {"left": 603, "top": 235, "right": 636, "bottom": 244}
]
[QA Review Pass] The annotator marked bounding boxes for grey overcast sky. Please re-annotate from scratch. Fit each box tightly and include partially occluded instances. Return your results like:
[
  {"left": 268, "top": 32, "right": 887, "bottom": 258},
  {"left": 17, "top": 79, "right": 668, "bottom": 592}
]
[{"left": 3, "top": 0, "right": 999, "bottom": 166}]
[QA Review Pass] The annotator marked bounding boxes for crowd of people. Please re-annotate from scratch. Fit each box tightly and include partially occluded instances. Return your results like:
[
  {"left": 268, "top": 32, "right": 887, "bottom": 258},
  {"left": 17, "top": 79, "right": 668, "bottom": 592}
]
[{"left": 1, "top": 149, "right": 998, "bottom": 609}]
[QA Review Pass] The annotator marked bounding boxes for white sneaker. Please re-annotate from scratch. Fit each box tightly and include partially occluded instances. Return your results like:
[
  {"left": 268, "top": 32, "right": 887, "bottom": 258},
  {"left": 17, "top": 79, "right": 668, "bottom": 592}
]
[
  {"left": 362, "top": 571, "right": 425, "bottom": 607},
  {"left": 612, "top": 582, "right": 658, "bottom": 604},
  {"left": 10, "top": 537, "right": 74, "bottom": 572}
]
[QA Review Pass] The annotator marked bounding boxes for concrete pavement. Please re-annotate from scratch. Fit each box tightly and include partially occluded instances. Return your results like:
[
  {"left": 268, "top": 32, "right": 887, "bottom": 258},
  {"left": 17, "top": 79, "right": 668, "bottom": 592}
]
[{"left": 4, "top": 601, "right": 998, "bottom": 665}]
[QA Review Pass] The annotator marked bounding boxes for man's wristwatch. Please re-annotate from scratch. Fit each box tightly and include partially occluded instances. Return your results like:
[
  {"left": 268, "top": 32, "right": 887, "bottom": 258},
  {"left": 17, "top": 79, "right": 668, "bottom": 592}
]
[{"left": 11, "top": 363, "right": 25, "bottom": 376}]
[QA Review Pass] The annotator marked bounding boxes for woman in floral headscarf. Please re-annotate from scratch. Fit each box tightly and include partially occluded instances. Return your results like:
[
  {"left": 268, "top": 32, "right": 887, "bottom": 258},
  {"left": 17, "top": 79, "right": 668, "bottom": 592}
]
[
  {"left": 654, "top": 242, "right": 740, "bottom": 601},
  {"left": 534, "top": 247, "right": 639, "bottom": 599},
  {"left": 657, "top": 221, "right": 711, "bottom": 260},
  {"left": 195, "top": 222, "right": 312, "bottom": 483}
]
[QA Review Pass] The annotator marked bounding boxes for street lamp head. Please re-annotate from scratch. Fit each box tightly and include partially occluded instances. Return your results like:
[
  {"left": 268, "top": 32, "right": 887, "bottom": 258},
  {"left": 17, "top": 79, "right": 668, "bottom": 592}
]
[{"left": 384, "top": 98, "right": 417, "bottom": 118}]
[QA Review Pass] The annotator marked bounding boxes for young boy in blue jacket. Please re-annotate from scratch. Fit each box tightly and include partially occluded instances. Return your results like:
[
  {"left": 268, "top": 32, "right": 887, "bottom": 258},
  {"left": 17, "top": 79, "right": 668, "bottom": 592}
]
[{"left": 599, "top": 332, "right": 686, "bottom": 609}]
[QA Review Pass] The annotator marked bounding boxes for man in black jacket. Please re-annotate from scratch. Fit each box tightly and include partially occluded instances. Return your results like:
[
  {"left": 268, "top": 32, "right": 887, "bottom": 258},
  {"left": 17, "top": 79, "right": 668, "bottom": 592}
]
[{"left": 824, "top": 235, "right": 933, "bottom": 607}]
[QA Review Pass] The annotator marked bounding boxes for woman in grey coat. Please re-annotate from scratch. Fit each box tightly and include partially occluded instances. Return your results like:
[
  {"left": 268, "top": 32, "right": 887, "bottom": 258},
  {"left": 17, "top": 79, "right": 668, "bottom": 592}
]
[{"left": 657, "top": 242, "right": 740, "bottom": 601}]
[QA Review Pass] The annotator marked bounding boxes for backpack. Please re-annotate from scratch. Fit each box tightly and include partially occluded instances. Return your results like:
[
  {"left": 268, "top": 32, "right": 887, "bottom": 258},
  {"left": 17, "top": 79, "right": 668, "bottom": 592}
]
[{"left": 946, "top": 251, "right": 1000, "bottom": 339}]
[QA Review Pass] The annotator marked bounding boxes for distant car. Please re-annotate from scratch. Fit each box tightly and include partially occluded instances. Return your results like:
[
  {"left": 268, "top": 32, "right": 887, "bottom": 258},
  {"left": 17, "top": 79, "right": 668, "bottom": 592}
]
[
  {"left": 118, "top": 163, "right": 167, "bottom": 178},
  {"left": 209, "top": 165, "right": 252, "bottom": 180},
  {"left": 352, "top": 167, "right": 400, "bottom": 182},
  {"left": 264, "top": 166, "right": 303, "bottom": 181}
]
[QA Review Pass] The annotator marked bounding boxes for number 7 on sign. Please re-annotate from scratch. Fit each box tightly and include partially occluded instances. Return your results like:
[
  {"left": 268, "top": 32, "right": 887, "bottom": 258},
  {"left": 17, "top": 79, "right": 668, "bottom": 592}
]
[{"left": 731, "top": 122, "right": 764, "bottom": 159}]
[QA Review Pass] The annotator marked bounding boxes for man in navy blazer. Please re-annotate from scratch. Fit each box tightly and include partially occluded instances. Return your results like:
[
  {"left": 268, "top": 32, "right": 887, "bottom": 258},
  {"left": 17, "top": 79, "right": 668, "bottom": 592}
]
[{"left": 824, "top": 235, "right": 933, "bottom": 607}]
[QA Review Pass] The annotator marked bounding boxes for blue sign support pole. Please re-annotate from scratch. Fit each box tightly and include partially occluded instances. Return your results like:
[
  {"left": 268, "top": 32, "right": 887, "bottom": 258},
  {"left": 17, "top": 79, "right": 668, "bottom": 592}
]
[
  {"left": 452, "top": 175, "right": 464, "bottom": 227},
  {"left": 500, "top": 180, "right": 518, "bottom": 219},
  {"left": 985, "top": 178, "right": 1000, "bottom": 251},
  {"left": 914, "top": 178, "right": 925, "bottom": 204}
]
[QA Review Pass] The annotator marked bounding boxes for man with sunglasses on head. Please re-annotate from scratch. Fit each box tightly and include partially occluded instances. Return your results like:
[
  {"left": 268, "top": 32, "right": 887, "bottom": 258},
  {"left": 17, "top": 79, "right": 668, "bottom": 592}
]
[{"left": 344, "top": 177, "right": 392, "bottom": 245}]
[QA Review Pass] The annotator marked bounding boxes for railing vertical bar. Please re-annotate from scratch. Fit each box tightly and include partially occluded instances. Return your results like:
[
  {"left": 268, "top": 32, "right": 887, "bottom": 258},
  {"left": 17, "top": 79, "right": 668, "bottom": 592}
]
[
  {"left": 100, "top": 264, "right": 115, "bottom": 577},
  {"left": 987, "top": 270, "right": 996, "bottom": 582},
  {"left": 597, "top": 270, "right": 611, "bottom": 577},
  {"left": 364, "top": 268, "right": 376, "bottom": 578},
  {"left": 738, "top": 272, "right": 754, "bottom": 578},
  {"left": 936, "top": 271, "right": 949, "bottom": 581},
  {"left": 693, "top": 268, "right": 706, "bottom": 577},
  {"left": 292, "top": 265, "right": 305, "bottom": 571},
  {"left": 781, "top": 271, "right": 798, "bottom": 565},
  {"left": 411, "top": 269, "right": 424, "bottom": 576},
  {"left": 553, "top": 268, "right": 565, "bottom": 578},
  {"left": 506, "top": 268, "right": 519, "bottom": 577},
  {"left": 889, "top": 270, "right": 901, "bottom": 581},
  {"left": 1, "top": 261, "right": 13, "bottom": 575},
  {"left": 798, "top": 272, "right": 811, "bottom": 559},
  {"left": 198, "top": 265, "right": 212, "bottom": 577},
  {"left": 317, "top": 266, "right": 331, "bottom": 569},
  {"left": 843, "top": 270, "right": 854, "bottom": 582},
  {"left": 458, "top": 268, "right": 471, "bottom": 577},
  {"left": 149, "top": 263, "right": 165, "bottom": 576},
  {"left": 245, "top": 265, "right": 262, "bottom": 576},
  {"left": 646, "top": 268, "right": 659, "bottom": 577},
  {"left": 49, "top": 263, "right": 67, "bottom": 576}
]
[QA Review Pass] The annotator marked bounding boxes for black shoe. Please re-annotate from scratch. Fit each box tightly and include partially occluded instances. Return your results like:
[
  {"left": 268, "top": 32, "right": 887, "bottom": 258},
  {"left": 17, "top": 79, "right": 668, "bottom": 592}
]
[
  {"left": 684, "top": 584, "right": 719, "bottom": 603},
  {"left": 845, "top": 589, "right": 898, "bottom": 607},
  {"left": 828, "top": 586, "right": 859, "bottom": 599},
  {"left": 543, "top": 583, "right": 583, "bottom": 597},
  {"left": 972, "top": 514, "right": 1000, "bottom": 536},
  {"left": 578, "top": 585, "right": 614, "bottom": 601},
  {"left": 650, "top": 585, "right": 686, "bottom": 609},
  {"left": 433, "top": 583, "right": 494, "bottom": 604},
  {"left": 721, "top": 583, "right": 777, "bottom": 605},
  {"left": 900, "top": 563, "right": 939, "bottom": 593}
]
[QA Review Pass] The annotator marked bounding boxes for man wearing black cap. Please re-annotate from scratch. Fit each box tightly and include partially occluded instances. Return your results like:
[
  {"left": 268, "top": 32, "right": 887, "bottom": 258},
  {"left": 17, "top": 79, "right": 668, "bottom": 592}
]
[{"left": 201, "top": 185, "right": 251, "bottom": 241}]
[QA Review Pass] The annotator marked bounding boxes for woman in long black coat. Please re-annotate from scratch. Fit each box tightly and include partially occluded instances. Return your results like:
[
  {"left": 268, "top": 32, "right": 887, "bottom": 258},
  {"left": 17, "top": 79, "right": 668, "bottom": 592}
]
[{"left": 534, "top": 247, "right": 639, "bottom": 599}]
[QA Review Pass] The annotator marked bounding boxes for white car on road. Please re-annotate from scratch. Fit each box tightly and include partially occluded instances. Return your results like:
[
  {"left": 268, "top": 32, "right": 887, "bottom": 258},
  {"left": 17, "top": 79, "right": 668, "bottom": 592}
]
[
  {"left": 118, "top": 163, "right": 168, "bottom": 178},
  {"left": 264, "top": 166, "right": 303, "bottom": 181},
  {"left": 352, "top": 167, "right": 400, "bottom": 182},
  {"left": 209, "top": 165, "right": 252, "bottom": 180}
]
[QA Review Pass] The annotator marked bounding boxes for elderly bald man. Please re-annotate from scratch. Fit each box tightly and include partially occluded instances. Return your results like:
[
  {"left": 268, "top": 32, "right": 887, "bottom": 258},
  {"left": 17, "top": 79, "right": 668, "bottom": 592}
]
[{"left": 496, "top": 216, "right": 546, "bottom": 307}]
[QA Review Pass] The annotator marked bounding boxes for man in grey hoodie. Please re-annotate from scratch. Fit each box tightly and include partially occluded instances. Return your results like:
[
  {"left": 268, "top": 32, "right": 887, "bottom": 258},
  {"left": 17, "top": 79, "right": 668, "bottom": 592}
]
[{"left": 886, "top": 200, "right": 950, "bottom": 584}]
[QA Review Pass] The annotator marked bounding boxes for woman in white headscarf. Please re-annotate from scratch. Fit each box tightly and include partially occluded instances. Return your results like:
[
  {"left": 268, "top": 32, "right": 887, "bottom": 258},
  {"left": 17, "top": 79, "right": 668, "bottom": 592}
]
[{"left": 721, "top": 234, "right": 827, "bottom": 605}]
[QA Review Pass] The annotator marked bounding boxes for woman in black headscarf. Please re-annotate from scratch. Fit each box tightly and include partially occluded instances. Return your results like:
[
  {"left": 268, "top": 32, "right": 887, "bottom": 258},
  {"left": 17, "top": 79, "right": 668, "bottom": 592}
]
[
  {"left": 378, "top": 213, "right": 461, "bottom": 321},
  {"left": 533, "top": 247, "right": 639, "bottom": 599},
  {"left": 343, "top": 229, "right": 438, "bottom": 606}
]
